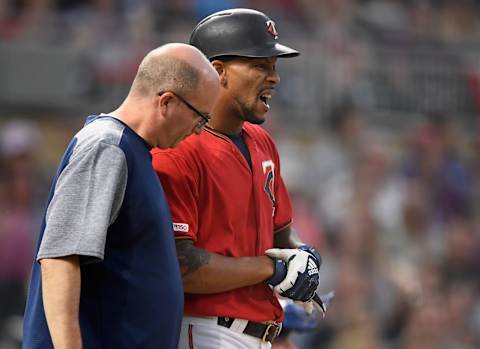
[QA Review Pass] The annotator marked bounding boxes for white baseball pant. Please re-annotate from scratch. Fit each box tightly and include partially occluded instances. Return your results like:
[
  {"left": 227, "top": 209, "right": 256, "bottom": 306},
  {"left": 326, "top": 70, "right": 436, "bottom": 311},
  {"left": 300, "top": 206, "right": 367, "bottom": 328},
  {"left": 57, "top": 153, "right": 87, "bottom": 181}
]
[{"left": 178, "top": 316, "right": 272, "bottom": 349}]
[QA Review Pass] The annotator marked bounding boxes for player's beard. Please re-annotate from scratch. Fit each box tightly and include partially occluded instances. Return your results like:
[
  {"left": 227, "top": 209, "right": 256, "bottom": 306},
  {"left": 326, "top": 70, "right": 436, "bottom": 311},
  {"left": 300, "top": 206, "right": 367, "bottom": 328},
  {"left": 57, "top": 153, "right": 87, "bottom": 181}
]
[{"left": 239, "top": 102, "right": 266, "bottom": 125}]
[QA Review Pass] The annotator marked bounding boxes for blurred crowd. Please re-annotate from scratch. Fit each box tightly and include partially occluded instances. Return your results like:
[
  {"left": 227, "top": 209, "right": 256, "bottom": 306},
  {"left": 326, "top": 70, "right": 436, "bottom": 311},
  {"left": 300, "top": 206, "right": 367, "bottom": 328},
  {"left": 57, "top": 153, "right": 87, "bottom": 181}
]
[
  {"left": 3, "top": 0, "right": 480, "bottom": 122},
  {"left": 4, "top": 0, "right": 480, "bottom": 44},
  {"left": 278, "top": 102, "right": 480, "bottom": 349},
  {"left": 1, "top": 0, "right": 480, "bottom": 349}
]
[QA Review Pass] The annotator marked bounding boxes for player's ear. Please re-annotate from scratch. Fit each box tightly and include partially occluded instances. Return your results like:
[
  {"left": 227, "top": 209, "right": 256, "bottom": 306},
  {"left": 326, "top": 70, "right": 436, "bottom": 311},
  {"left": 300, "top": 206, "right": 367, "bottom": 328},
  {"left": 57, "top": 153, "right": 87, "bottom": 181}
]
[{"left": 211, "top": 60, "right": 227, "bottom": 86}]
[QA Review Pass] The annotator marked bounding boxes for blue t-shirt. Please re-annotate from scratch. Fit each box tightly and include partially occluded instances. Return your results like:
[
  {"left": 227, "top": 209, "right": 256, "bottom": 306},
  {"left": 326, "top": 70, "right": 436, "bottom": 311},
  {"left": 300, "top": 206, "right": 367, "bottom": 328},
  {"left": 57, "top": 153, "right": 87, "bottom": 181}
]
[{"left": 23, "top": 115, "right": 183, "bottom": 349}]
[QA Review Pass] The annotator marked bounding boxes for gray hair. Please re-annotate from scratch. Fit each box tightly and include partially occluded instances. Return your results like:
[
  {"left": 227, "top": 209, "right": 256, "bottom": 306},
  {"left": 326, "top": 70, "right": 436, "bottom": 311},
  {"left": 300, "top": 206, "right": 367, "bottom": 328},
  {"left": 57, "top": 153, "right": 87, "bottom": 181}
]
[{"left": 131, "top": 55, "right": 200, "bottom": 99}]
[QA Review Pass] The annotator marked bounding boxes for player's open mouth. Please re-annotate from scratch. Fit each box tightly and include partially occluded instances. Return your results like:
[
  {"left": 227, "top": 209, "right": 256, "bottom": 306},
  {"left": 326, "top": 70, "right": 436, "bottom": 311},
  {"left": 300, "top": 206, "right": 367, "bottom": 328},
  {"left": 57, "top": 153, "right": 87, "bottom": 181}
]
[{"left": 259, "top": 93, "right": 272, "bottom": 108}]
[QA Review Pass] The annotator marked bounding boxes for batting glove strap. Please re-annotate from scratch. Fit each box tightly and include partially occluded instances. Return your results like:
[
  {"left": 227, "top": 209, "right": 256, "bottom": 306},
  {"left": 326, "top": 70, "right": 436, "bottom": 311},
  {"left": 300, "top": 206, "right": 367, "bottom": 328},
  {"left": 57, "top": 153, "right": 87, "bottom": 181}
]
[
  {"left": 265, "top": 257, "right": 288, "bottom": 286},
  {"left": 298, "top": 245, "right": 322, "bottom": 268}
]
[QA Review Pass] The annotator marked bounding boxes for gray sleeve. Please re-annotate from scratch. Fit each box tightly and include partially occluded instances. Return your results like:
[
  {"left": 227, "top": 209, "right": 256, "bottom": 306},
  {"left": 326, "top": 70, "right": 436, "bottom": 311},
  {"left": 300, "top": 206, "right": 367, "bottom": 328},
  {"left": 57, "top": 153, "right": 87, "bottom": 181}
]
[{"left": 37, "top": 141, "right": 127, "bottom": 263}]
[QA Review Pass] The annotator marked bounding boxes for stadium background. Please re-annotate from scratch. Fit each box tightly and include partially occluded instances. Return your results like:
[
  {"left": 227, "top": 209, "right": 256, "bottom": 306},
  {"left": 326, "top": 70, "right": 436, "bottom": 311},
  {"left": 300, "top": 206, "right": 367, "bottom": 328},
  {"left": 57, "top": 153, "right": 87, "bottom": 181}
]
[{"left": 0, "top": 0, "right": 479, "bottom": 348}]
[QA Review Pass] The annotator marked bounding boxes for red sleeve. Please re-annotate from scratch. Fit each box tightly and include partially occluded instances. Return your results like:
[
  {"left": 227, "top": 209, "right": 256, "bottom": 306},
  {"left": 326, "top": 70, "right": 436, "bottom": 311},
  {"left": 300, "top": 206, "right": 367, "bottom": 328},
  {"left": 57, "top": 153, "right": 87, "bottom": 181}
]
[{"left": 151, "top": 149, "right": 199, "bottom": 241}]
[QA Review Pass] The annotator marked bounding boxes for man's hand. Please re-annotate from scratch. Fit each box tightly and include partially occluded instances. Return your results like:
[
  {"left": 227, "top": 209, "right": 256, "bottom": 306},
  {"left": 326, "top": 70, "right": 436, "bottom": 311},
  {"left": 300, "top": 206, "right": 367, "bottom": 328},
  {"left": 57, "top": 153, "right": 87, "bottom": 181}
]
[{"left": 265, "top": 245, "right": 321, "bottom": 302}]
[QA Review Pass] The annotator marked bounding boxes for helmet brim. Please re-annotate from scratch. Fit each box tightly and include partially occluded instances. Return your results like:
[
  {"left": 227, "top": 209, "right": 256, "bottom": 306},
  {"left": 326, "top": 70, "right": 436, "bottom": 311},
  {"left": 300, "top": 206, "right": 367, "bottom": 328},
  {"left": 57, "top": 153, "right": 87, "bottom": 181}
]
[{"left": 209, "top": 43, "right": 299, "bottom": 60}]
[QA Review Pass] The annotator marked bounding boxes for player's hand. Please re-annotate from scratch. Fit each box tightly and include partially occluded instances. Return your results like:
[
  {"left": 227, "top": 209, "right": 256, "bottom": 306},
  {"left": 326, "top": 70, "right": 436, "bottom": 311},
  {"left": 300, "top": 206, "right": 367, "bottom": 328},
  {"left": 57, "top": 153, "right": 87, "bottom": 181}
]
[
  {"left": 297, "top": 245, "right": 322, "bottom": 268},
  {"left": 265, "top": 245, "right": 321, "bottom": 302}
]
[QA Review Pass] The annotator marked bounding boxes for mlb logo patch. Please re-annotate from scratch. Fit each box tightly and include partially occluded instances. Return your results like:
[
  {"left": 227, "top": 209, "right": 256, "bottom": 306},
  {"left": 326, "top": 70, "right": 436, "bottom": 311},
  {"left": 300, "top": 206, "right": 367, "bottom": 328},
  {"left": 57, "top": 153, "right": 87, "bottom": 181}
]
[{"left": 173, "top": 223, "right": 189, "bottom": 232}]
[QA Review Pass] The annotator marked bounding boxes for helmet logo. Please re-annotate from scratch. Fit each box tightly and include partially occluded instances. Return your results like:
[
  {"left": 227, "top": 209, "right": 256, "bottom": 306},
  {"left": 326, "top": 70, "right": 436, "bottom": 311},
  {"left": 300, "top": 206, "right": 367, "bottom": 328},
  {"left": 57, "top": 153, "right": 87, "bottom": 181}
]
[{"left": 266, "top": 20, "right": 278, "bottom": 39}]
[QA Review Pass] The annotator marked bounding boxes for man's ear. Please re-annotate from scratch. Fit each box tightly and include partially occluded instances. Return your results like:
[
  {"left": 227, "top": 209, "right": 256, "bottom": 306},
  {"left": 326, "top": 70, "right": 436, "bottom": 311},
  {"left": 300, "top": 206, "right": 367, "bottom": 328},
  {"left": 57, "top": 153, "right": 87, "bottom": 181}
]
[
  {"left": 211, "top": 60, "right": 227, "bottom": 86},
  {"left": 158, "top": 92, "right": 174, "bottom": 118}
]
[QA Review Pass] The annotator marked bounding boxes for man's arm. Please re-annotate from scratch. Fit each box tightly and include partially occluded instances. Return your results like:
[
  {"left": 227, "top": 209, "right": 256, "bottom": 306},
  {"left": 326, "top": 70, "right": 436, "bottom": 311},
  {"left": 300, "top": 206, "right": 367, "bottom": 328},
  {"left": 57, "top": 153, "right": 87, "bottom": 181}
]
[
  {"left": 41, "top": 255, "right": 82, "bottom": 349},
  {"left": 178, "top": 225, "right": 312, "bottom": 294},
  {"left": 273, "top": 225, "right": 303, "bottom": 249},
  {"left": 177, "top": 240, "right": 275, "bottom": 294}
]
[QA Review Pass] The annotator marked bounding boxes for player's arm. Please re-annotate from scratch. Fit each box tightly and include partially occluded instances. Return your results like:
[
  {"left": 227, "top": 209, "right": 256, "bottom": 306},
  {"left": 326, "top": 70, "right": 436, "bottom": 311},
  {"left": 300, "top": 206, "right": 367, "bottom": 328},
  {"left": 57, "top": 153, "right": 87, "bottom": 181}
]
[
  {"left": 177, "top": 240, "right": 275, "bottom": 294},
  {"left": 273, "top": 225, "right": 303, "bottom": 249},
  {"left": 41, "top": 256, "right": 83, "bottom": 349}
]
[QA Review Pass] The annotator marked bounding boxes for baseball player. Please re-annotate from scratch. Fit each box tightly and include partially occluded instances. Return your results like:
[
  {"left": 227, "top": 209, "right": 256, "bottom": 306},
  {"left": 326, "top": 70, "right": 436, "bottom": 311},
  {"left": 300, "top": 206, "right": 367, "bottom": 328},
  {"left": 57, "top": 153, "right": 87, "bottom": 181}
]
[{"left": 152, "top": 9, "right": 322, "bottom": 349}]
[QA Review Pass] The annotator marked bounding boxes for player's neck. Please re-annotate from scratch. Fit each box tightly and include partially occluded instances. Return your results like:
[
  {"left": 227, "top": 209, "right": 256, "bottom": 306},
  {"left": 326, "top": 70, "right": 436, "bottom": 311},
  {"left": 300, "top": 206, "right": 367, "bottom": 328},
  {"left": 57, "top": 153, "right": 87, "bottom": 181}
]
[
  {"left": 209, "top": 102, "right": 244, "bottom": 135},
  {"left": 209, "top": 117, "right": 243, "bottom": 136}
]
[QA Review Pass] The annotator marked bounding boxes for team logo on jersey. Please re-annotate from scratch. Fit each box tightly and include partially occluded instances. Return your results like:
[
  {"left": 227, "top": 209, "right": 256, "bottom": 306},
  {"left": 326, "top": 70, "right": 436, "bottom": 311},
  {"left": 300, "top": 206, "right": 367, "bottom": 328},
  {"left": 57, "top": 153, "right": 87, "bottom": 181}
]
[
  {"left": 262, "top": 160, "right": 276, "bottom": 216},
  {"left": 266, "top": 20, "right": 278, "bottom": 39},
  {"left": 173, "top": 223, "right": 189, "bottom": 233}
]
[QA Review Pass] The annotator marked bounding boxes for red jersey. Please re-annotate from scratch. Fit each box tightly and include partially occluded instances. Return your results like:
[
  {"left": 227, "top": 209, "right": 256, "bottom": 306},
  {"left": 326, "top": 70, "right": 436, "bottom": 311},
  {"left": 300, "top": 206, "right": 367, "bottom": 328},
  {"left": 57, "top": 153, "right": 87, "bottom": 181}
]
[{"left": 151, "top": 123, "right": 292, "bottom": 323}]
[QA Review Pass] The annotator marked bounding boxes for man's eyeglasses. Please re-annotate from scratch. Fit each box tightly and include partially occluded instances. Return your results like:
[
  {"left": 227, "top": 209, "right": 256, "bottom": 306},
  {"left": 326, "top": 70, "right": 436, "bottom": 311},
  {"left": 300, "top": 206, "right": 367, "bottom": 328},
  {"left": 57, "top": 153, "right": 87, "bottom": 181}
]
[{"left": 159, "top": 91, "right": 211, "bottom": 129}]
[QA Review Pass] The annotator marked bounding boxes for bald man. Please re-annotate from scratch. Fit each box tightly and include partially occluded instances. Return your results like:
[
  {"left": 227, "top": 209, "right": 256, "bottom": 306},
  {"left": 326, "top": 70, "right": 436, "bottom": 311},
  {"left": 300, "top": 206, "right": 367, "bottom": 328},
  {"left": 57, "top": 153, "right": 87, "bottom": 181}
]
[{"left": 22, "top": 43, "right": 220, "bottom": 349}]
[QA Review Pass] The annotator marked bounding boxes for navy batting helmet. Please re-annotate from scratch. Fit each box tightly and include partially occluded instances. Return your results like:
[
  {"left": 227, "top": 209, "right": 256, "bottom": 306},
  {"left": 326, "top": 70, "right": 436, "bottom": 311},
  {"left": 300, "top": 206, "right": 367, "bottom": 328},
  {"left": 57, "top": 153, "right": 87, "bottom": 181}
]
[{"left": 189, "top": 8, "right": 299, "bottom": 60}]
